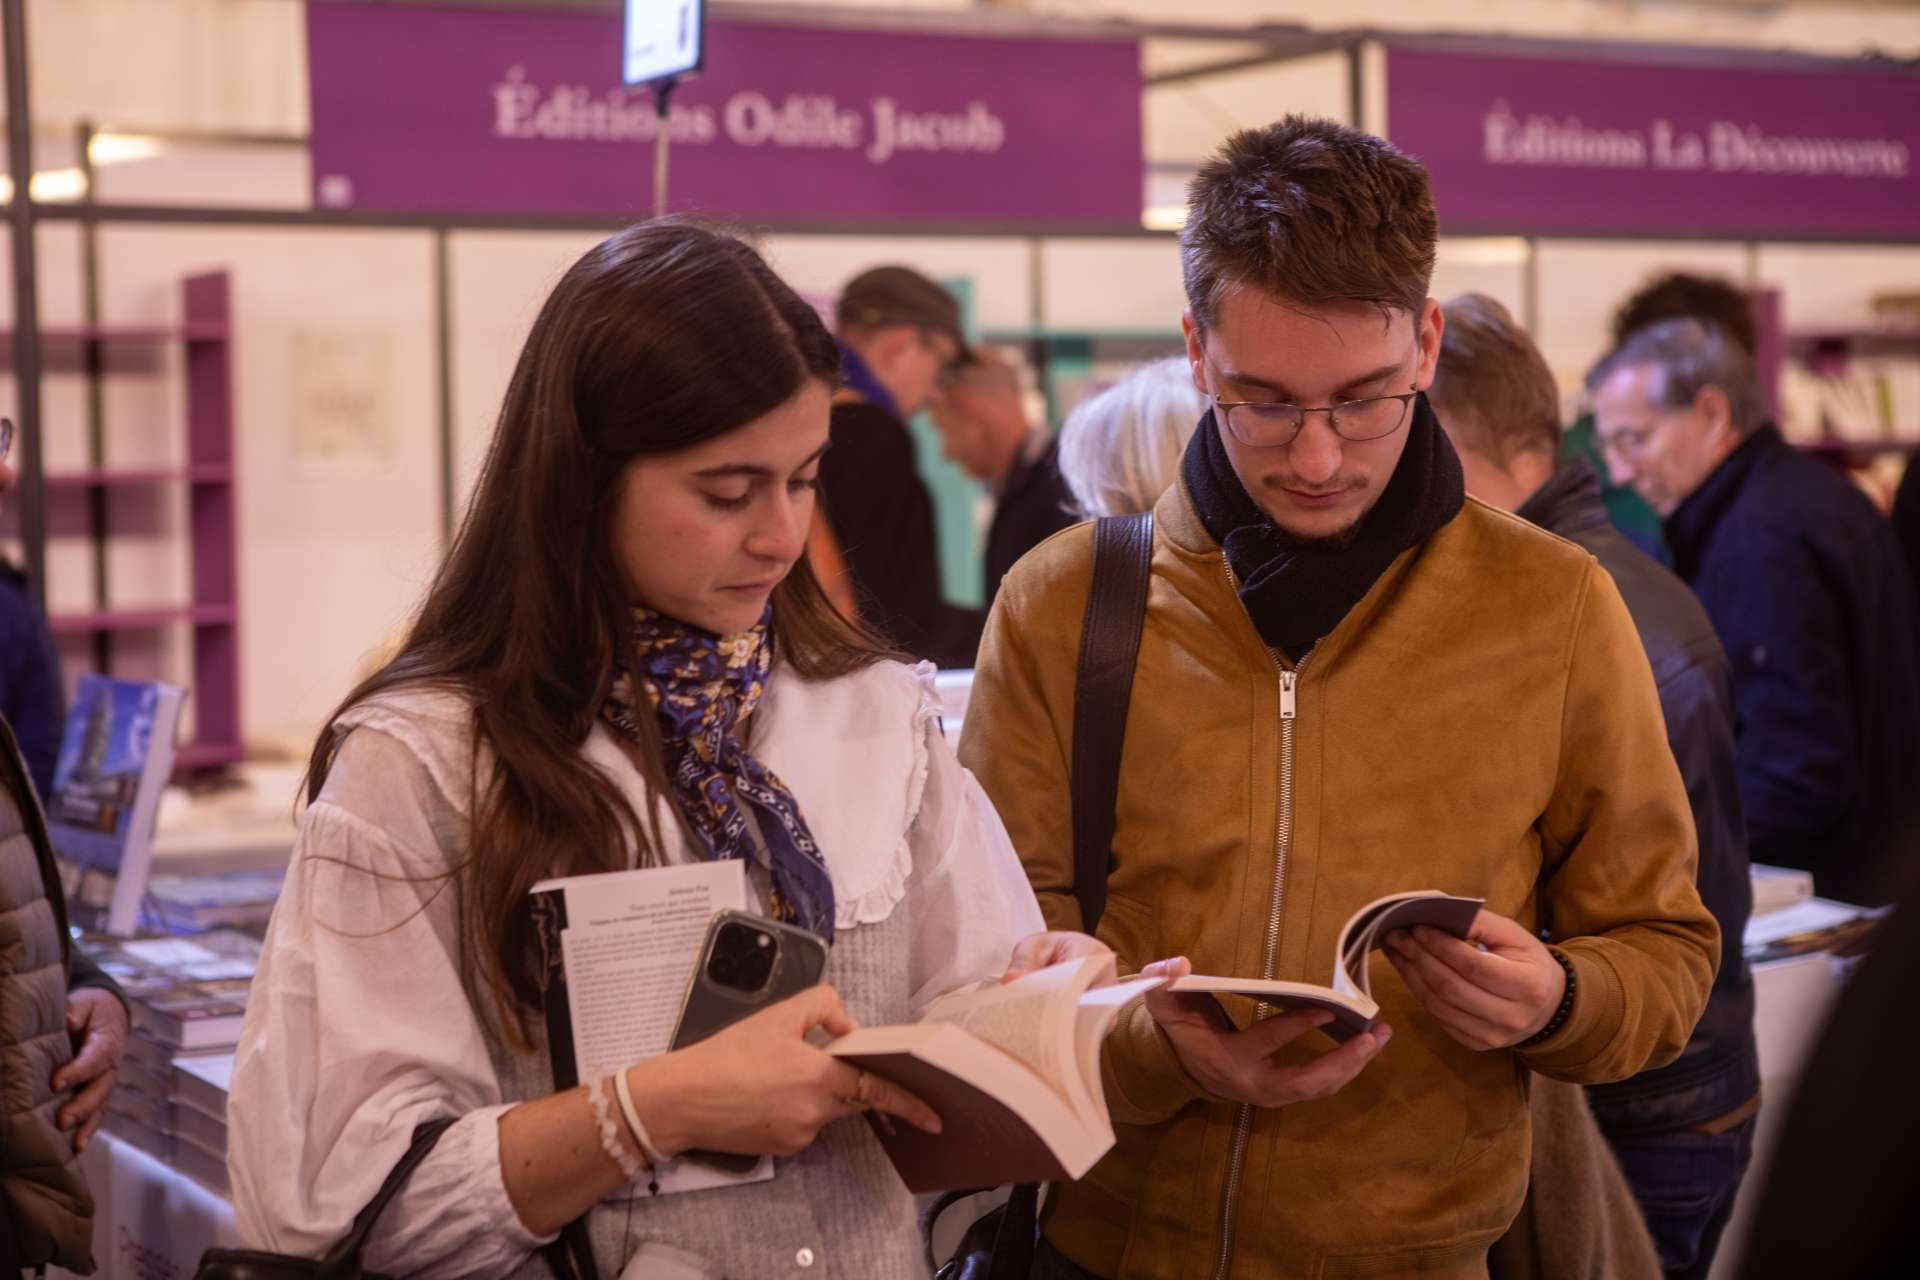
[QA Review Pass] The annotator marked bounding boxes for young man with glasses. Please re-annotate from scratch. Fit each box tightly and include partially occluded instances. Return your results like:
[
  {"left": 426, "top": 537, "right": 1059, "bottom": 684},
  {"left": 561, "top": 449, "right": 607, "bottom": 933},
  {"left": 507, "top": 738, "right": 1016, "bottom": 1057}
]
[
  {"left": 0, "top": 418, "right": 67, "bottom": 799},
  {"left": 961, "top": 119, "right": 1718, "bottom": 1280}
]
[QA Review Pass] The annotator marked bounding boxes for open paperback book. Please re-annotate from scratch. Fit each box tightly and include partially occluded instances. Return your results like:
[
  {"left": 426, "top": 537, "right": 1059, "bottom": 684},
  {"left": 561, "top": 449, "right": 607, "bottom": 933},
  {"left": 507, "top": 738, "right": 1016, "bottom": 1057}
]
[
  {"left": 1173, "top": 891, "right": 1483, "bottom": 1042},
  {"left": 826, "top": 954, "right": 1163, "bottom": 1193}
]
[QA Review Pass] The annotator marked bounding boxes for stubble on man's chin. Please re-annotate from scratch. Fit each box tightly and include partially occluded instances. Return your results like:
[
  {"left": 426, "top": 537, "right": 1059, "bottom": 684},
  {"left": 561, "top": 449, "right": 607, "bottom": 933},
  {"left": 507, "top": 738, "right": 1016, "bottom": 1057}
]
[
  {"left": 1256, "top": 486, "right": 1370, "bottom": 550},
  {"left": 1265, "top": 519, "right": 1365, "bottom": 551}
]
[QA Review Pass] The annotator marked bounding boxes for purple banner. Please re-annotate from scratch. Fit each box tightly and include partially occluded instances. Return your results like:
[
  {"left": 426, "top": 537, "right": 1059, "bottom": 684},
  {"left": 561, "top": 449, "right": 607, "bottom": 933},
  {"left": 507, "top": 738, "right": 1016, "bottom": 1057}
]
[
  {"left": 307, "top": 2, "right": 1142, "bottom": 228},
  {"left": 1387, "top": 46, "right": 1920, "bottom": 239}
]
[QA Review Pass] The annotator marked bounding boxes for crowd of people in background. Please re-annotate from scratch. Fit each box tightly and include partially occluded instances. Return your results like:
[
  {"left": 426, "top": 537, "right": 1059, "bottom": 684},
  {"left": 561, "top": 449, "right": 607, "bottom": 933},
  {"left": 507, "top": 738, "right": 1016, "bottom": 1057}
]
[{"left": 4, "top": 110, "right": 1920, "bottom": 1280}]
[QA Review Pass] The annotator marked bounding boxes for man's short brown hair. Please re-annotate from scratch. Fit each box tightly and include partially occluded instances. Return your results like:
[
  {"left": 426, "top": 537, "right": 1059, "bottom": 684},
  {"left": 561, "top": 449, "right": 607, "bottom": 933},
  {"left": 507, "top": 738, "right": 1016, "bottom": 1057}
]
[
  {"left": 1430, "top": 293, "right": 1563, "bottom": 465},
  {"left": 1181, "top": 116, "right": 1437, "bottom": 328}
]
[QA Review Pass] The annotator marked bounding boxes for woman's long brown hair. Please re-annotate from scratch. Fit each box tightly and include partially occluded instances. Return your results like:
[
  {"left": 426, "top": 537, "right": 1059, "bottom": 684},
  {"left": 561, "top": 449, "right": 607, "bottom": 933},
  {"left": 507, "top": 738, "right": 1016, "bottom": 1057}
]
[{"left": 304, "top": 219, "right": 888, "bottom": 1045}]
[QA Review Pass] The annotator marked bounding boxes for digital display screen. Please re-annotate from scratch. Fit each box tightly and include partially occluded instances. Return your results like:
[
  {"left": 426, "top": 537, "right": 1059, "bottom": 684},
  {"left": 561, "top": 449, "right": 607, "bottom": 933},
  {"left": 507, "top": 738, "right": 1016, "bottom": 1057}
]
[{"left": 624, "top": 0, "right": 704, "bottom": 86}]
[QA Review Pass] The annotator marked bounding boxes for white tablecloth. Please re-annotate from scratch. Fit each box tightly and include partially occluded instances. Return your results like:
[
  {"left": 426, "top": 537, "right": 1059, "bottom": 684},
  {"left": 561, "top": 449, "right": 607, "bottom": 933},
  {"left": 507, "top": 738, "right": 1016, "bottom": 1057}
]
[{"left": 48, "top": 1130, "right": 238, "bottom": 1280}]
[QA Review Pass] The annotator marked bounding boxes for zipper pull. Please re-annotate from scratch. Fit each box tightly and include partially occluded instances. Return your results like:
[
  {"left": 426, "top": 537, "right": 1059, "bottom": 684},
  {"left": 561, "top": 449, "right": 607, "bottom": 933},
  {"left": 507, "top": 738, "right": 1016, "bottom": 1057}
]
[{"left": 1279, "top": 669, "right": 1297, "bottom": 721}]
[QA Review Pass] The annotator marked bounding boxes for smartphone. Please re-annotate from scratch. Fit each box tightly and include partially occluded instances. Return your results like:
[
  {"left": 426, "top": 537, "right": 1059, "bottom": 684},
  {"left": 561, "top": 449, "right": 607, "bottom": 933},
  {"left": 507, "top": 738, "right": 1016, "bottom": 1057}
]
[{"left": 667, "top": 910, "right": 830, "bottom": 1172}]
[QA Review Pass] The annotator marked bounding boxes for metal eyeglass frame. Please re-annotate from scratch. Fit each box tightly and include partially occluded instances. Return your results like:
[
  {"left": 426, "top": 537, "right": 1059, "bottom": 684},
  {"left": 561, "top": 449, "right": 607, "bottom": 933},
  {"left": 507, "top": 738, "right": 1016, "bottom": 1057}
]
[{"left": 1211, "top": 385, "right": 1422, "bottom": 449}]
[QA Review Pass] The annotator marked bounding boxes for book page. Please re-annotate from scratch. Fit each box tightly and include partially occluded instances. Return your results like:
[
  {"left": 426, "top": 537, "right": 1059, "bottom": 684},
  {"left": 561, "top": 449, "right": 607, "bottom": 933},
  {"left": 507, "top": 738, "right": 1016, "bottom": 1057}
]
[
  {"left": 1071, "top": 975, "right": 1164, "bottom": 1133},
  {"left": 1171, "top": 975, "right": 1378, "bottom": 1042},
  {"left": 546, "top": 861, "right": 748, "bottom": 1077},
  {"left": 1333, "top": 893, "right": 1483, "bottom": 1000},
  {"left": 919, "top": 957, "right": 1108, "bottom": 1113},
  {"left": 537, "top": 860, "right": 759, "bottom": 1197}
]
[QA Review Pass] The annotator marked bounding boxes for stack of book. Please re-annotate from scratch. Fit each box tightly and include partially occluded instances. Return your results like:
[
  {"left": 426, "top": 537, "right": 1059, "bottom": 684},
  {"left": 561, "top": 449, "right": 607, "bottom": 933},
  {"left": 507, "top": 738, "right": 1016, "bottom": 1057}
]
[
  {"left": 79, "top": 929, "right": 257, "bottom": 1193},
  {"left": 143, "top": 867, "right": 287, "bottom": 933}
]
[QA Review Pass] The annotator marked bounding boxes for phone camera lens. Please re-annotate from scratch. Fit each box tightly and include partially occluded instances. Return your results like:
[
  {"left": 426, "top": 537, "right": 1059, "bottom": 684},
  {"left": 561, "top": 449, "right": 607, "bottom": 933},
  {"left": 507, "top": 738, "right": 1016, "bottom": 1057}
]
[{"left": 708, "top": 921, "right": 778, "bottom": 993}]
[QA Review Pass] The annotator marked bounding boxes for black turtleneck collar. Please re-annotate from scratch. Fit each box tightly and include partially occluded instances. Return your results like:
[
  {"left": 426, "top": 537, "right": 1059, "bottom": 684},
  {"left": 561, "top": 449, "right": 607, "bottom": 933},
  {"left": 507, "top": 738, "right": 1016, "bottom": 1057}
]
[{"left": 1180, "top": 392, "right": 1466, "bottom": 664}]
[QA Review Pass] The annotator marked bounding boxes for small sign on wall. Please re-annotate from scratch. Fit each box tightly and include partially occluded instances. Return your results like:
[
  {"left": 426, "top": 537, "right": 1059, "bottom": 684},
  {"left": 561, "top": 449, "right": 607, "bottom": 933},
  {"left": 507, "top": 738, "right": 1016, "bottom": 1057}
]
[{"left": 290, "top": 329, "right": 395, "bottom": 465}]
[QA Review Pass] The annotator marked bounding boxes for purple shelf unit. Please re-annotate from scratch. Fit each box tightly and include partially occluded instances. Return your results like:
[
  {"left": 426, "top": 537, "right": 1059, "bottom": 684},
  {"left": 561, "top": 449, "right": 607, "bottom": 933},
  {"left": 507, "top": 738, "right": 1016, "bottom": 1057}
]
[{"left": 44, "top": 271, "right": 244, "bottom": 771}]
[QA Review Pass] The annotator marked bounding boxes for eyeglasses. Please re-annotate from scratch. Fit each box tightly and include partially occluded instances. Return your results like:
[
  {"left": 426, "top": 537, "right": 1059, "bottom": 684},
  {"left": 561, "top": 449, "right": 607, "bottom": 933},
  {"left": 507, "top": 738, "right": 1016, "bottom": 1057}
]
[
  {"left": 1596, "top": 422, "right": 1660, "bottom": 460},
  {"left": 0, "top": 417, "right": 12, "bottom": 465},
  {"left": 1211, "top": 382, "right": 1420, "bottom": 449}
]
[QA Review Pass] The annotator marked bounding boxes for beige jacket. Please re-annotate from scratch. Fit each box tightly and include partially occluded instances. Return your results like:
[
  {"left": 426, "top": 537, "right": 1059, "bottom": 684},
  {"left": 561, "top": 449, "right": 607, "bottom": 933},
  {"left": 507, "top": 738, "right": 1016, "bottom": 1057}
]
[
  {"left": 959, "top": 481, "right": 1718, "bottom": 1280},
  {"left": 0, "top": 714, "right": 94, "bottom": 1273}
]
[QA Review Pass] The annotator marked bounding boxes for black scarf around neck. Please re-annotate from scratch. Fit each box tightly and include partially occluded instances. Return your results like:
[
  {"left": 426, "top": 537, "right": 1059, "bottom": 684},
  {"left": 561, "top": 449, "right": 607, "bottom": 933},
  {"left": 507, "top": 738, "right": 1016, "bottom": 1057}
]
[{"left": 1181, "top": 393, "right": 1465, "bottom": 663}]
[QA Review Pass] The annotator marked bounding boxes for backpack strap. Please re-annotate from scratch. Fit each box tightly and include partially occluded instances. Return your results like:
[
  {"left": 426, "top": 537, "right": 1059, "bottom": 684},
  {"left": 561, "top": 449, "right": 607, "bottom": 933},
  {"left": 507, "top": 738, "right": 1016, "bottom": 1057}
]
[{"left": 1069, "top": 512, "right": 1154, "bottom": 935}]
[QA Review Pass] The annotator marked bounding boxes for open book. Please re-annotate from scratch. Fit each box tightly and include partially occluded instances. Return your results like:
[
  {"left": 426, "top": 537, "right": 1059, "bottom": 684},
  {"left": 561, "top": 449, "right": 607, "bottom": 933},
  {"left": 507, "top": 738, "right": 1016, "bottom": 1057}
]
[
  {"left": 1174, "top": 891, "right": 1483, "bottom": 1042},
  {"left": 827, "top": 954, "right": 1163, "bottom": 1193}
]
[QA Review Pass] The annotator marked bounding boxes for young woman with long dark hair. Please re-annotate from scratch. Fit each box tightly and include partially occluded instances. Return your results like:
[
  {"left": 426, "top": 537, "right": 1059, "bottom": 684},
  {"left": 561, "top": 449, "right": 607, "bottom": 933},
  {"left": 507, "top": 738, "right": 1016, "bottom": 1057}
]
[{"left": 228, "top": 221, "right": 1087, "bottom": 1278}]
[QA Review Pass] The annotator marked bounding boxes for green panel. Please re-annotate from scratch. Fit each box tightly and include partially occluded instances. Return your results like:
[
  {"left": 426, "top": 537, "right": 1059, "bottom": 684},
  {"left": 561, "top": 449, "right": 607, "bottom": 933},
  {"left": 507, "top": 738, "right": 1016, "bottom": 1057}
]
[
  {"left": 906, "top": 409, "right": 985, "bottom": 608},
  {"left": 910, "top": 277, "right": 985, "bottom": 609}
]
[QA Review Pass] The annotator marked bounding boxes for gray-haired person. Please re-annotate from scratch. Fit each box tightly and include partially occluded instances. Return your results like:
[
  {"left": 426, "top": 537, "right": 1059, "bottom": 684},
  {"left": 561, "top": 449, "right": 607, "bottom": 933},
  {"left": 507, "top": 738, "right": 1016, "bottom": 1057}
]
[
  {"left": 1431, "top": 295, "right": 1754, "bottom": 1280},
  {"left": 1055, "top": 357, "right": 1209, "bottom": 517},
  {"left": 1589, "top": 318, "right": 1920, "bottom": 908}
]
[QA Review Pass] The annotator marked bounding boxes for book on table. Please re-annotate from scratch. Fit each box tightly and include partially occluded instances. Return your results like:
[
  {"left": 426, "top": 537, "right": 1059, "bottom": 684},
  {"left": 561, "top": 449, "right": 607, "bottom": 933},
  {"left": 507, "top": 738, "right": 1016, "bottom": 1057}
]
[
  {"left": 44, "top": 675, "right": 184, "bottom": 934},
  {"left": 142, "top": 866, "right": 287, "bottom": 932},
  {"left": 1172, "top": 890, "right": 1484, "bottom": 1042},
  {"left": 76, "top": 928, "right": 260, "bottom": 1051},
  {"left": 826, "top": 953, "right": 1164, "bottom": 1192}
]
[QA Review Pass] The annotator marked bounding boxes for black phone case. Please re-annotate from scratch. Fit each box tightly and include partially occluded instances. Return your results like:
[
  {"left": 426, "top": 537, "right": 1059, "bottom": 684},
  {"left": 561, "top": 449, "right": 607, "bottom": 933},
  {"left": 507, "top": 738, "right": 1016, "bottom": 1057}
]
[{"left": 669, "top": 911, "right": 829, "bottom": 1173}]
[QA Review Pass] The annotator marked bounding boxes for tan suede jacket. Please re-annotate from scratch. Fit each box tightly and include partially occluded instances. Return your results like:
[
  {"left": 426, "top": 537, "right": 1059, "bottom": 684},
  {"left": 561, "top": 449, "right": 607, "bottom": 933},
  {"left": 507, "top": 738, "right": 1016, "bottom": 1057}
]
[{"left": 959, "top": 481, "right": 1719, "bottom": 1280}]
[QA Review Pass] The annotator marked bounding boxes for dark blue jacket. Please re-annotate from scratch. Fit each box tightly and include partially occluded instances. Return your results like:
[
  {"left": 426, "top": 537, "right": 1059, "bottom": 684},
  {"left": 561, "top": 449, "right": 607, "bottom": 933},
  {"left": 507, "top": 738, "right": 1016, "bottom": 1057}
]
[
  {"left": 1520, "top": 460, "right": 1758, "bottom": 1129},
  {"left": 0, "top": 561, "right": 63, "bottom": 801},
  {"left": 1667, "top": 426, "right": 1920, "bottom": 907}
]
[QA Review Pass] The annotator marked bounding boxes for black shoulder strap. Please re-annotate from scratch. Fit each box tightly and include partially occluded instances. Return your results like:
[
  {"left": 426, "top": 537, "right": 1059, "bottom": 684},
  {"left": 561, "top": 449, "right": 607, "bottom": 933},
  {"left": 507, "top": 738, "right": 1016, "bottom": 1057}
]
[
  {"left": 1069, "top": 512, "right": 1154, "bottom": 935},
  {"left": 315, "top": 1119, "right": 456, "bottom": 1279}
]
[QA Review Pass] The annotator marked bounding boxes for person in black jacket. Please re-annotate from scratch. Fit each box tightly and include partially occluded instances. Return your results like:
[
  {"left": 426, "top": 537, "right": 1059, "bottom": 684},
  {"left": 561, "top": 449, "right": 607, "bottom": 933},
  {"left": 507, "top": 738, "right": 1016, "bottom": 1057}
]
[
  {"left": 1, "top": 434, "right": 130, "bottom": 1273},
  {"left": 1590, "top": 318, "right": 1920, "bottom": 908},
  {"left": 1432, "top": 296, "right": 1757, "bottom": 1280},
  {"left": 1892, "top": 454, "right": 1920, "bottom": 596},
  {"left": 928, "top": 349, "right": 1077, "bottom": 605},
  {"left": 813, "top": 267, "right": 978, "bottom": 667},
  {"left": 0, "top": 419, "right": 64, "bottom": 800},
  {"left": 1731, "top": 874, "right": 1920, "bottom": 1279}
]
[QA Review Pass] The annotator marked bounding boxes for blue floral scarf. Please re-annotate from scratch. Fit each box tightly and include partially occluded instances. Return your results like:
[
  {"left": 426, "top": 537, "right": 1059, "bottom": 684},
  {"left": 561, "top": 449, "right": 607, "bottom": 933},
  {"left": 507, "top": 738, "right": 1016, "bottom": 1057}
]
[{"left": 602, "top": 606, "right": 835, "bottom": 942}]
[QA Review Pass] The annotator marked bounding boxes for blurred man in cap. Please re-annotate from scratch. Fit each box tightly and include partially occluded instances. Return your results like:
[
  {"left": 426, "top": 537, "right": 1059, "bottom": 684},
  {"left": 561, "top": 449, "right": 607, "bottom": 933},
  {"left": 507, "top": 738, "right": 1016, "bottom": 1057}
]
[{"left": 815, "top": 266, "right": 979, "bottom": 666}]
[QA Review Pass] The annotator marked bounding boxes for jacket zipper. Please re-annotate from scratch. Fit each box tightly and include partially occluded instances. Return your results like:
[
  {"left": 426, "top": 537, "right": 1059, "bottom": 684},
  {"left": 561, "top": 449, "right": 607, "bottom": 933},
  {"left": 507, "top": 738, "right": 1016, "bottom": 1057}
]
[{"left": 1213, "top": 553, "right": 1310, "bottom": 1280}]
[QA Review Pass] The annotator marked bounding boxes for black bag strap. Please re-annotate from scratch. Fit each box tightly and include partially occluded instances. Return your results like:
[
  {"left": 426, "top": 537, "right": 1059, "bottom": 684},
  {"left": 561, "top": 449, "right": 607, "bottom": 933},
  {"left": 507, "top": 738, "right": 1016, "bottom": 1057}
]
[
  {"left": 313, "top": 1118, "right": 456, "bottom": 1279},
  {"left": 309, "top": 1118, "right": 590, "bottom": 1280},
  {"left": 1069, "top": 512, "right": 1154, "bottom": 934}
]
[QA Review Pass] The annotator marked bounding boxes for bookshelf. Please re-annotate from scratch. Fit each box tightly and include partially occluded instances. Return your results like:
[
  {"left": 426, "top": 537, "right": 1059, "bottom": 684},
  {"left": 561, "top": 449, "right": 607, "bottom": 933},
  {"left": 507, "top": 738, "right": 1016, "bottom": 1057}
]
[
  {"left": 1776, "top": 323, "right": 1920, "bottom": 471},
  {"left": 5, "top": 272, "right": 242, "bottom": 771}
]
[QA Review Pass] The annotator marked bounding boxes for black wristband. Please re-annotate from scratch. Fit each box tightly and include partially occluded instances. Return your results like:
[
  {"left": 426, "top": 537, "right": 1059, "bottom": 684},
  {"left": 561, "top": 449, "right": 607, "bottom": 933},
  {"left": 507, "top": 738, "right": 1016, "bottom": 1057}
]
[{"left": 1516, "top": 947, "right": 1577, "bottom": 1050}]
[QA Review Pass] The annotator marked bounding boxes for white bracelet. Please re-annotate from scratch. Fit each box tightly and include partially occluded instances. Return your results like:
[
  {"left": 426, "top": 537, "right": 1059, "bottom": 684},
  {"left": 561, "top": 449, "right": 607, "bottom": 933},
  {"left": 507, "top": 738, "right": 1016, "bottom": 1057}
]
[
  {"left": 613, "top": 1066, "right": 669, "bottom": 1168},
  {"left": 588, "top": 1074, "right": 643, "bottom": 1181}
]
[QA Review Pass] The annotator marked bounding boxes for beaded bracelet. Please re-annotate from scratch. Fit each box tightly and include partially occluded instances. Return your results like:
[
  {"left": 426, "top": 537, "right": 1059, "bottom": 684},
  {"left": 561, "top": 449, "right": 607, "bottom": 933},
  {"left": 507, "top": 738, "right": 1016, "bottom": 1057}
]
[
  {"left": 587, "top": 1074, "right": 643, "bottom": 1182},
  {"left": 612, "top": 1066, "right": 669, "bottom": 1169},
  {"left": 1516, "top": 947, "right": 1578, "bottom": 1049}
]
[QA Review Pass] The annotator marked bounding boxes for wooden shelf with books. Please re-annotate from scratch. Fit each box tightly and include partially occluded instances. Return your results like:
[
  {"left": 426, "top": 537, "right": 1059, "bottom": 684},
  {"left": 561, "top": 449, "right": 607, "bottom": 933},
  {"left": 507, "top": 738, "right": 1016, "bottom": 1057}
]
[
  {"left": 16, "top": 272, "right": 244, "bottom": 772},
  {"left": 1792, "top": 438, "right": 1920, "bottom": 457}
]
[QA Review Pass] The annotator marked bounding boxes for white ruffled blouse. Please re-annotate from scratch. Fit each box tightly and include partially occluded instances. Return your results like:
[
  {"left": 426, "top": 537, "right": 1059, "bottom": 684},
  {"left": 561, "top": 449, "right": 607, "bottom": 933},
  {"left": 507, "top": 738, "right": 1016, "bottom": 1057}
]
[{"left": 227, "top": 659, "right": 1044, "bottom": 1277}]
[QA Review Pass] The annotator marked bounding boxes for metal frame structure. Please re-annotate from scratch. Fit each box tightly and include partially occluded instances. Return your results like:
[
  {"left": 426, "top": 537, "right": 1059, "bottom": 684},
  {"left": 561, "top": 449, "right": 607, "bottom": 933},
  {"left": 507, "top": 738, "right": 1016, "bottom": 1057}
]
[{"left": 6, "top": 0, "right": 1920, "bottom": 608}]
